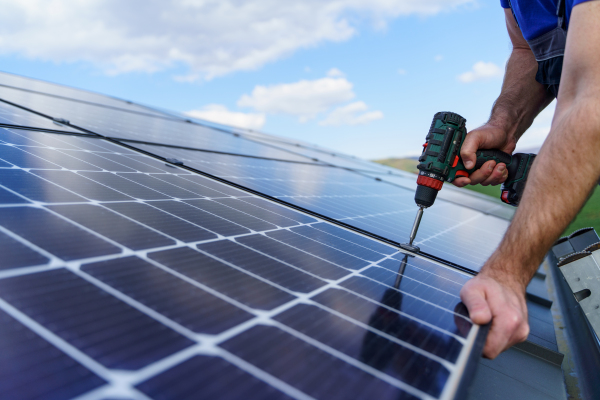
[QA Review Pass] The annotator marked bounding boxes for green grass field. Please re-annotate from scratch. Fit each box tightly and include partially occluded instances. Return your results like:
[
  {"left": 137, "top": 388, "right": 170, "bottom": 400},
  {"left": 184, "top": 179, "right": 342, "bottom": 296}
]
[
  {"left": 373, "top": 157, "right": 600, "bottom": 237},
  {"left": 464, "top": 184, "right": 600, "bottom": 236}
]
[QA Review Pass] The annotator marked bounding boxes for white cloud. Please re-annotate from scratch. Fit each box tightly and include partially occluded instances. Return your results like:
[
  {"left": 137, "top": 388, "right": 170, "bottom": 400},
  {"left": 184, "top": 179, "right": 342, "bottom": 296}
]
[
  {"left": 458, "top": 61, "right": 504, "bottom": 83},
  {"left": 319, "top": 101, "right": 383, "bottom": 126},
  {"left": 434, "top": 55, "right": 444, "bottom": 62},
  {"left": 327, "top": 68, "right": 345, "bottom": 77},
  {"left": 397, "top": 68, "right": 407, "bottom": 75},
  {"left": 185, "top": 104, "right": 265, "bottom": 130},
  {"left": 0, "top": 0, "right": 475, "bottom": 80},
  {"left": 238, "top": 77, "right": 355, "bottom": 122}
]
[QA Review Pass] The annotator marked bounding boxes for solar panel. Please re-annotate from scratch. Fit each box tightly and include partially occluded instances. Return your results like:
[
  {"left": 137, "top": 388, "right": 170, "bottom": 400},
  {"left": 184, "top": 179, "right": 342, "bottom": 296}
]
[
  {"left": 0, "top": 98, "right": 84, "bottom": 134},
  {"left": 245, "top": 134, "right": 401, "bottom": 173},
  {"left": 0, "top": 71, "right": 181, "bottom": 119},
  {"left": 361, "top": 171, "right": 516, "bottom": 221},
  {"left": 0, "top": 84, "right": 330, "bottom": 164},
  {"left": 0, "top": 123, "right": 487, "bottom": 399},
  {"left": 126, "top": 143, "right": 506, "bottom": 271}
]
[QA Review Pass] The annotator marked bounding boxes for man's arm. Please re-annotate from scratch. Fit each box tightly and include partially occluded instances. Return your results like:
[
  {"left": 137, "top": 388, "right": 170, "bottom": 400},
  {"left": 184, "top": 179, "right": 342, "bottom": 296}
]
[
  {"left": 461, "top": 1, "right": 600, "bottom": 359},
  {"left": 454, "top": 9, "right": 555, "bottom": 188}
]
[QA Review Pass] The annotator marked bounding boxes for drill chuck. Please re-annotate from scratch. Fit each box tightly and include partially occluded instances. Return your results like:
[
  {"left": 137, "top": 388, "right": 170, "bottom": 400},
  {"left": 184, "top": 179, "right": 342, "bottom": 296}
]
[{"left": 415, "top": 185, "right": 439, "bottom": 208}]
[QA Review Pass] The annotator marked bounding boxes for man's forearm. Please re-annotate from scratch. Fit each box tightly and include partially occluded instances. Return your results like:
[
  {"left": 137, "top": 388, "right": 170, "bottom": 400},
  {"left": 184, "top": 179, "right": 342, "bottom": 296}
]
[
  {"left": 485, "top": 3, "right": 600, "bottom": 287},
  {"left": 487, "top": 96, "right": 600, "bottom": 286},
  {"left": 488, "top": 48, "right": 554, "bottom": 143}
]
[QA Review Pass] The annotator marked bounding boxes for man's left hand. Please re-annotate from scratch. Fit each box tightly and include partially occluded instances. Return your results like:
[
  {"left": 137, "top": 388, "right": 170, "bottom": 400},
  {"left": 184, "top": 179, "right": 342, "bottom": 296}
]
[{"left": 460, "top": 266, "right": 530, "bottom": 359}]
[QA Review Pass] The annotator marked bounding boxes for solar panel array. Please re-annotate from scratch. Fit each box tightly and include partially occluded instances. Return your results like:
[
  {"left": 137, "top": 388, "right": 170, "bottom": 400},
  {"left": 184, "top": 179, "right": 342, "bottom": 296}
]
[{"left": 0, "top": 72, "right": 510, "bottom": 399}]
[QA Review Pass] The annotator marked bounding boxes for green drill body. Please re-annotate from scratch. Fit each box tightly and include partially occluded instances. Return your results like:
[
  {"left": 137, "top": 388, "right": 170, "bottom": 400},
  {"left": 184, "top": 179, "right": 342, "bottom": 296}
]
[{"left": 418, "top": 112, "right": 472, "bottom": 184}]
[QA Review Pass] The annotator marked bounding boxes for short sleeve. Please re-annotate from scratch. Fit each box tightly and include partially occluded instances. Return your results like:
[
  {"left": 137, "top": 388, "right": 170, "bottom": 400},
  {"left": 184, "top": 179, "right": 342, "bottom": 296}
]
[
  {"left": 500, "top": 0, "right": 511, "bottom": 8},
  {"left": 573, "top": 0, "right": 599, "bottom": 6}
]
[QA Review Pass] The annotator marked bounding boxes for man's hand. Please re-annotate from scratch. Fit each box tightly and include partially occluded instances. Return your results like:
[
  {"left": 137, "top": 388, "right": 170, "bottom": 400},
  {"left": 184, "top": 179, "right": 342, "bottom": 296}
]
[
  {"left": 453, "top": 124, "right": 515, "bottom": 188},
  {"left": 460, "top": 266, "right": 529, "bottom": 359}
]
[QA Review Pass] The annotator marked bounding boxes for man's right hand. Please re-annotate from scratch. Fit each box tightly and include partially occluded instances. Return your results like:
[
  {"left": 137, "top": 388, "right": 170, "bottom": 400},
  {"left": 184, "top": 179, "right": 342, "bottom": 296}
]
[{"left": 453, "top": 124, "right": 516, "bottom": 188}]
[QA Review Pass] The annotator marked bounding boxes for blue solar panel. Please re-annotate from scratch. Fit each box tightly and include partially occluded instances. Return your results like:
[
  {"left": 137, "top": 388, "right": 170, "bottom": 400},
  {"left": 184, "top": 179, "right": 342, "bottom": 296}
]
[
  {"left": 127, "top": 143, "right": 507, "bottom": 272},
  {"left": 0, "top": 125, "right": 487, "bottom": 399},
  {"left": 0, "top": 84, "right": 325, "bottom": 163}
]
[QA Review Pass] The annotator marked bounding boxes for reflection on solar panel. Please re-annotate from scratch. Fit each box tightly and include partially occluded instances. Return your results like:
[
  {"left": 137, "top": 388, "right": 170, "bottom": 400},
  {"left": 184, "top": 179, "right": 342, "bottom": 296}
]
[{"left": 0, "top": 73, "right": 502, "bottom": 399}]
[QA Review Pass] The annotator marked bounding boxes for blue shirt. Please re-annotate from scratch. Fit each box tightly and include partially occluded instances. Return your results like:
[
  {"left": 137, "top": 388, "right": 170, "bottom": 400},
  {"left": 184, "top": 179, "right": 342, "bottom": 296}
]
[{"left": 500, "top": 0, "right": 590, "bottom": 40}]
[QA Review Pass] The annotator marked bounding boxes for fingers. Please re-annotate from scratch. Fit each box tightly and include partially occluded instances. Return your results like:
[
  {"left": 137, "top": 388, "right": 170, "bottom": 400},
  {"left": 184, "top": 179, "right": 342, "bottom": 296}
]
[
  {"left": 460, "top": 130, "right": 484, "bottom": 170},
  {"left": 452, "top": 161, "right": 508, "bottom": 188},
  {"left": 483, "top": 313, "right": 529, "bottom": 358},
  {"left": 460, "top": 274, "right": 529, "bottom": 359},
  {"left": 460, "top": 281, "right": 492, "bottom": 325},
  {"left": 466, "top": 160, "right": 496, "bottom": 185},
  {"left": 452, "top": 177, "right": 471, "bottom": 187},
  {"left": 480, "top": 163, "right": 508, "bottom": 186},
  {"left": 483, "top": 310, "right": 529, "bottom": 359}
]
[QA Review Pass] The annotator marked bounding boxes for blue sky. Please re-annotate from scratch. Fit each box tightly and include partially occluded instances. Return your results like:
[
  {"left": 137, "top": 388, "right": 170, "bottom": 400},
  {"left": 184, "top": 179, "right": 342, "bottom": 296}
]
[{"left": 0, "top": 0, "right": 553, "bottom": 159}]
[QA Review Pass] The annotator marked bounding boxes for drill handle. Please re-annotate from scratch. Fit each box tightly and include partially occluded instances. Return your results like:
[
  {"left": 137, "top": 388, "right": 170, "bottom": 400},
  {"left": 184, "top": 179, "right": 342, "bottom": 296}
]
[
  {"left": 473, "top": 149, "right": 512, "bottom": 170},
  {"left": 472, "top": 150, "right": 536, "bottom": 206}
]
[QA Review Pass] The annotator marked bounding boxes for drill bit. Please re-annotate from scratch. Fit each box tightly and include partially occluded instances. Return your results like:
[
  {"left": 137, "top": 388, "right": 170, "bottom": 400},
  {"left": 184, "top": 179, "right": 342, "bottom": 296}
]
[
  {"left": 399, "top": 206, "right": 423, "bottom": 253},
  {"left": 408, "top": 206, "right": 424, "bottom": 246}
]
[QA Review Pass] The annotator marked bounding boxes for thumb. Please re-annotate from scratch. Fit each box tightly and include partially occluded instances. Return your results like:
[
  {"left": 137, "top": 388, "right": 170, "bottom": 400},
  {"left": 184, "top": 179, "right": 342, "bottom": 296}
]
[
  {"left": 460, "top": 284, "right": 492, "bottom": 325},
  {"left": 460, "top": 131, "right": 484, "bottom": 170}
]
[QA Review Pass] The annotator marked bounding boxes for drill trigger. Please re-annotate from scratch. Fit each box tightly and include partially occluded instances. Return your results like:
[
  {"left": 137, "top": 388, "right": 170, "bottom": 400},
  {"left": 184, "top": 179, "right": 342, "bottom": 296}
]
[
  {"left": 455, "top": 170, "right": 469, "bottom": 178},
  {"left": 452, "top": 155, "right": 459, "bottom": 168}
]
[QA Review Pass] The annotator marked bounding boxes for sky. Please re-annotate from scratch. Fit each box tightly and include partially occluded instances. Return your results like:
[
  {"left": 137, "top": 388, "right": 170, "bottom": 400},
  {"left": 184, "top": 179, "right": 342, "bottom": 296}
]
[{"left": 0, "top": 0, "right": 554, "bottom": 160}]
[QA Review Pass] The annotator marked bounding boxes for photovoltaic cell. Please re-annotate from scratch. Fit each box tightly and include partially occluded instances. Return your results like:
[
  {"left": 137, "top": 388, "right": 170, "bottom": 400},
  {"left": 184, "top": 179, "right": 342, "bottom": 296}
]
[
  {"left": 220, "top": 325, "right": 419, "bottom": 400},
  {"left": 33, "top": 169, "right": 134, "bottom": 201},
  {"left": 0, "top": 144, "right": 66, "bottom": 169},
  {"left": 266, "top": 229, "right": 371, "bottom": 270},
  {"left": 0, "top": 79, "right": 491, "bottom": 400},
  {"left": 0, "top": 268, "right": 195, "bottom": 369},
  {"left": 0, "top": 230, "right": 49, "bottom": 270},
  {"left": 0, "top": 169, "right": 88, "bottom": 203},
  {"left": 290, "top": 225, "right": 390, "bottom": 262},
  {"left": 48, "top": 204, "right": 176, "bottom": 251},
  {"left": 186, "top": 199, "right": 279, "bottom": 232},
  {"left": 235, "top": 196, "right": 318, "bottom": 224},
  {"left": 77, "top": 171, "right": 172, "bottom": 200},
  {"left": 151, "top": 200, "right": 251, "bottom": 236},
  {"left": 338, "top": 277, "right": 469, "bottom": 337},
  {"left": 82, "top": 256, "right": 254, "bottom": 334},
  {"left": 0, "top": 206, "right": 120, "bottom": 260},
  {"left": 104, "top": 202, "right": 217, "bottom": 243},
  {"left": 177, "top": 173, "right": 249, "bottom": 197},
  {"left": 197, "top": 239, "right": 327, "bottom": 293},
  {"left": 309, "top": 288, "right": 465, "bottom": 363},
  {"left": 235, "top": 234, "right": 350, "bottom": 280},
  {"left": 214, "top": 197, "right": 302, "bottom": 228},
  {"left": 0, "top": 186, "right": 28, "bottom": 204},
  {"left": 148, "top": 247, "right": 296, "bottom": 310},
  {"left": 0, "top": 308, "right": 106, "bottom": 400},
  {"left": 273, "top": 304, "right": 450, "bottom": 397},
  {"left": 100, "top": 153, "right": 175, "bottom": 173},
  {"left": 136, "top": 355, "right": 293, "bottom": 400},
  {"left": 117, "top": 173, "right": 201, "bottom": 198},
  {"left": 56, "top": 149, "right": 139, "bottom": 171}
]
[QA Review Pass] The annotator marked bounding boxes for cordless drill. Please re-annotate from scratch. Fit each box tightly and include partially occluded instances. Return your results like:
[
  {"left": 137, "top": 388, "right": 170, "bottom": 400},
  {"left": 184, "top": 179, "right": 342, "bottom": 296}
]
[{"left": 402, "top": 111, "right": 536, "bottom": 252}]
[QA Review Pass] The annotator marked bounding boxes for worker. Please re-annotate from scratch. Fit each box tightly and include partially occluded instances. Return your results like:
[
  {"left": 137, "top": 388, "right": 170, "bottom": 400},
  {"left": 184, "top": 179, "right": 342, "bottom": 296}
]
[{"left": 453, "top": 0, "right": 600, "bottom": 359}]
